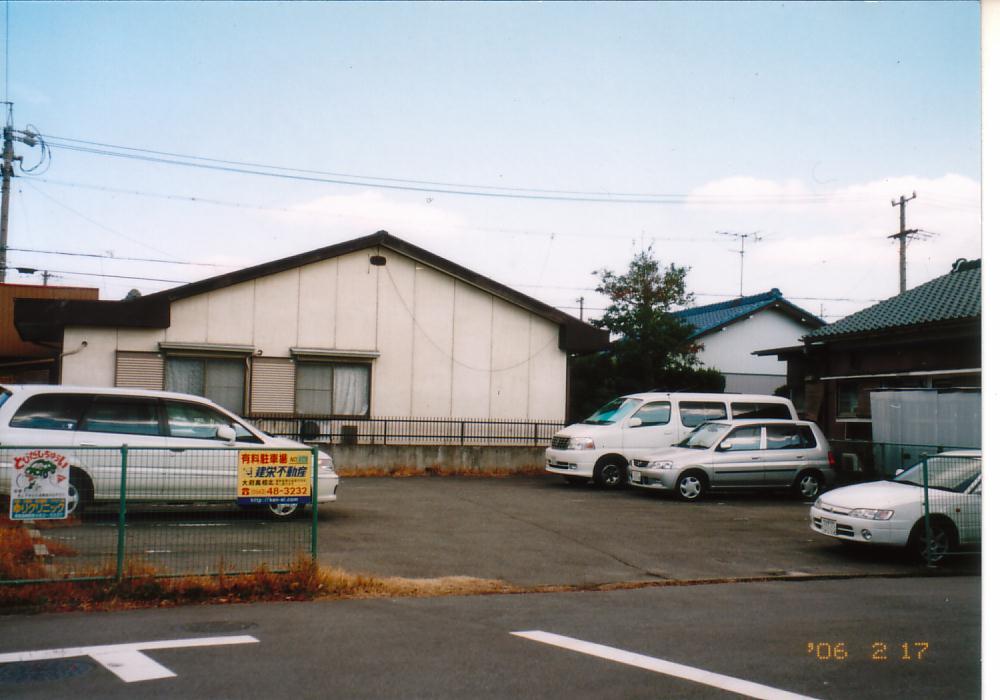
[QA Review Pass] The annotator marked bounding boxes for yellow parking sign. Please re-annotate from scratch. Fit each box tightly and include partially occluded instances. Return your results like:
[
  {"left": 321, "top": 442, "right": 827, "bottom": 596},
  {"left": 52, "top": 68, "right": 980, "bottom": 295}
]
[{"left": 237, "top": 450, "right": 312, "bottom": 506}]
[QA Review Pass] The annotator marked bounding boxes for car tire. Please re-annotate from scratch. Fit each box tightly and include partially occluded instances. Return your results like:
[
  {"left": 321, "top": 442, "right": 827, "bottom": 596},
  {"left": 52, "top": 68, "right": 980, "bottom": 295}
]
[
  {"left": 675, "top": 470, "right": 708, "bottom": 502},
  {"left": 593, "top": 457, "right": 627, "bottom": 489},
  {"left": 266, "top": 502, "right": 303, "bottom": 519},
  {"left": 792, "top": 471, "right": 823, "bottom": 500},
  {"left": 67, "top": 469, "right": 93, "bottom": 517},
  {"left": 909, "top": 518, "right": 955, "bottom": 564}
]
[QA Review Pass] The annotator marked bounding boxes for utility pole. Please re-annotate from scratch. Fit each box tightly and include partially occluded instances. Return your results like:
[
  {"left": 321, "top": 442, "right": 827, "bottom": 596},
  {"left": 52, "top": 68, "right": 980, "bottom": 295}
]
[
  {"left": 889, "top": 192, "right": 918, "bottom": 294},
  {"left": 0, "top": 103, "right": 42, "bottom": 284},
  {"left": 0, "top": 104, "right": 14, "bottom": 283},
  {"left": 576, "top": 296, "right": 584, "bottom": 321},
  {"left": 717, "top": 231, "right": 762, "bottom": 297}
]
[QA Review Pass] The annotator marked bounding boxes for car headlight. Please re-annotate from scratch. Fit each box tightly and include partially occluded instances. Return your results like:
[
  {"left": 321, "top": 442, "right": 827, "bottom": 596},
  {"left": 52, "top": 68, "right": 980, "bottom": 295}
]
[
  {"left": 317, "top": 453, "right": 336, "bottom": 473},
  {"left": 648, "top": 460, "right": 674, "bottom": 470},
  {"left": 848, "top": 508, "right": 894, "bottom": 521},
  {"left": 566, "top": 437, "right": 595, "bottom": 450}
]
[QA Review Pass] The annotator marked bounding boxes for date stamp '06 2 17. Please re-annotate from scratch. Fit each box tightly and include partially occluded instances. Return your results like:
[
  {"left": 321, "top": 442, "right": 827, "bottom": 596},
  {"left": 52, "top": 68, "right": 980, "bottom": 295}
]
[{"left": 806, "top": 642, "right": 930, "bottom": 662}]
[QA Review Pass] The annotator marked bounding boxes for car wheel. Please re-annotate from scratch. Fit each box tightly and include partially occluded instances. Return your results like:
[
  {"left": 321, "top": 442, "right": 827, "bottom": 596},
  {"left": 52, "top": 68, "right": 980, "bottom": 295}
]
[
  {"left": 594, "top": 458, "right": 627, "bottom": 489},
  {"left": 266, "top": 502, "right": 302, "bottom": 519},
  {"left": 67, "top": 469, "right": 93, "bottom": 517},
  {"left": 675, "top": 471, "right": 707, "bottom": 502},
  {"left": 910, "top": 518, "right": 955, "bottom": 563},
  {"left": 792, "top": 471, "right": 822, "bottom": 500}
]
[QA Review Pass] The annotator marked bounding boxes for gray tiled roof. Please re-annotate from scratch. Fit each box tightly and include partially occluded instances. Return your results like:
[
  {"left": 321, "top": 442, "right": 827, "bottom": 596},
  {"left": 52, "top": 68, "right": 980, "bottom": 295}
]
[{"left": 806, "top": 259, "right": 981, "bottom": 340}]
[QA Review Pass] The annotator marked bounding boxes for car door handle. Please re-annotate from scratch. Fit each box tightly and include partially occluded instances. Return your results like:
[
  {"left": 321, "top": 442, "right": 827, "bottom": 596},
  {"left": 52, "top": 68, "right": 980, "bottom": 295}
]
[
  {"left": 750, "top": 456, "right": 762, "bottom": 460},
  {"left": 796, "top": 455, "right": 805, "bottom": 460}
]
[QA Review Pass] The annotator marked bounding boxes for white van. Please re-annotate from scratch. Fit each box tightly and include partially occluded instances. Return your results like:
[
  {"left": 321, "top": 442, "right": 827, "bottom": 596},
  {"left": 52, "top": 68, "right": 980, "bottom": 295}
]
[
  {"left": 545, "top": 392, "right": 798, "bottom": 488},
  {"left": 0, "top": 385, "right": 339, "bottom": 518}
]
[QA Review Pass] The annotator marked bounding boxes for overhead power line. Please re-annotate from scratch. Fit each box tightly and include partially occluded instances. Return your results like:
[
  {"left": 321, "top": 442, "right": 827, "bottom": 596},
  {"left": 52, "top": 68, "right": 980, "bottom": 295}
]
[
  {"left": 8, "top": 246, "right": 229, "bottom": 268},
  {"left": 40, "top": 133, "right": 877, "bottom": 206}
]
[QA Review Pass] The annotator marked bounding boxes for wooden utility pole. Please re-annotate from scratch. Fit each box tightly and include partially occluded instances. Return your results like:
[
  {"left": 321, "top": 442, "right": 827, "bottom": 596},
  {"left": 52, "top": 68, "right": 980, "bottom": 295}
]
[
  {"left": 0, "top": 104, "right": 13, "bottom": 283},
  {"left": 889, "top": 192, "right": 918, "bottom": 294},
  {"left": 576, "top": 296, "right": 584, "bottom": 320}
]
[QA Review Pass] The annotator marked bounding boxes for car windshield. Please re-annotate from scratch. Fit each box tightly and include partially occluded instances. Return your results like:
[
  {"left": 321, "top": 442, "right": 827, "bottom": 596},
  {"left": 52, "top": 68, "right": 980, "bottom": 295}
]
[
  {"left": 583, "top": 397, "right": 643, "bottom": 425},
  {"left": 675, "top": 422, "right": 729, "bottom": 449},
  {"left": 893, "top": 455, "right": 981, "bottom": 493}
]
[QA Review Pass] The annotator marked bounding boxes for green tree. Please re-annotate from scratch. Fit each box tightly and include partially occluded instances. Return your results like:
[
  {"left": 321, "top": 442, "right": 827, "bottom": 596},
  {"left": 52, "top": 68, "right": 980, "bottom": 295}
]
[{"left": 568, "top": 248, "right": 724, "bottom": 420}]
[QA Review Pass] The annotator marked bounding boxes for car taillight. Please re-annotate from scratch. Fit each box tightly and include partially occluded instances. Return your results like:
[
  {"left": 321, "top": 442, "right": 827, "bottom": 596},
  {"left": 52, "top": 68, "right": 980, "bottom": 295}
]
[{"left": 827, "top": 451, "right": 836, "bottom": 467}]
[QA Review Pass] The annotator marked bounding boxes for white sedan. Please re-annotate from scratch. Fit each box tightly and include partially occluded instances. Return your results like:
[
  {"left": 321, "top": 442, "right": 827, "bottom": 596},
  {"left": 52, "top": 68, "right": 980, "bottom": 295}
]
[{"left": 810, "top": 450, "right": 981, "bottom": 562}]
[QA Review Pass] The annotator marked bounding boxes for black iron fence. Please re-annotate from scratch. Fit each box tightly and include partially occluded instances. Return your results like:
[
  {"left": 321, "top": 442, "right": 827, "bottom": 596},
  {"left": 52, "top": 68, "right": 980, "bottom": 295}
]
[
  {"left": 1, "top": 446, "right": 326, "bottom": 584},
  {"left": 250, "top": 415, "right": 564, "bottom": 447}
]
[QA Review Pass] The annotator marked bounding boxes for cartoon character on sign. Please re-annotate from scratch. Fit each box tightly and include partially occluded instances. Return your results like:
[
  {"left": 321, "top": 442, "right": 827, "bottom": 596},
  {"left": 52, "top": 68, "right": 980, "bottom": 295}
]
[{"left": 15, "top": 458, "right": 65, "bottom": 492}]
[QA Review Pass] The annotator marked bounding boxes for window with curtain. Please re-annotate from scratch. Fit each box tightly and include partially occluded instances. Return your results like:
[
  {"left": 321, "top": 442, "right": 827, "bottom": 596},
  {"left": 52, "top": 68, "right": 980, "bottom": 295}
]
[
  {"left": 295, "top": 362, "right": 370, "bottom": 416},
  {"left": 165, "top": 357, "right": 246, "bottom": 414}
]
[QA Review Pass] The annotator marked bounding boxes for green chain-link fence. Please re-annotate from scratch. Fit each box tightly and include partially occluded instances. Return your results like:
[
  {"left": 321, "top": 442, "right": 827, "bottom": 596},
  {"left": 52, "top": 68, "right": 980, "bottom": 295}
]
[
  {"left": 1, "top": 445, "right": 330, "bottom": 584},
  {"left": 912, "top": 452, "right": 981, "bottom": 566}
]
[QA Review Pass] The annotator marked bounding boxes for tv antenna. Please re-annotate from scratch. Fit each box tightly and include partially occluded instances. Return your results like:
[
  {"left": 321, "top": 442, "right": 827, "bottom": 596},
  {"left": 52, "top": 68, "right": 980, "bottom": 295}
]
[{"left": 716, "top": 231, "right": 762, "bottom": 297}]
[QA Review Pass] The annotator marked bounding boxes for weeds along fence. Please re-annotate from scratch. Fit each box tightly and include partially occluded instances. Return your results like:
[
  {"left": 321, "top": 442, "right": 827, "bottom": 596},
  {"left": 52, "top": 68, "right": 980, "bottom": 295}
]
[
  {"left": 251, "top": 415, "right": 565, "bottom": 447},
  {"left": 1, "top": 446, "right": 325, "bottom": 585},
  {"left": 913, "top": 453, "right": 982, "bottom": 566}
]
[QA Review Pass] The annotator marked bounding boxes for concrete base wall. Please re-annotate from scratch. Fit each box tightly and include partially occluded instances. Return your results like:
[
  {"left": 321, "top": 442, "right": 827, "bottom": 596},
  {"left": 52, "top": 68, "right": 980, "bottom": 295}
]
[{"left": 325, "top": 444, "right": 546, "bottom": 474}]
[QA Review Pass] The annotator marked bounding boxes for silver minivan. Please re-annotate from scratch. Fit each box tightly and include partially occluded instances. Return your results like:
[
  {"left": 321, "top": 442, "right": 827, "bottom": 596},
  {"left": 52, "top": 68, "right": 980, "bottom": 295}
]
[
  {"left": 546, "top": 392, "right": 798, "bottom": 488},
  {"left": 0, "top": 385, "right": 339, "bottom": 518},
  {"left": 628, "top": 419, "right": 835, "bottom": 501}
]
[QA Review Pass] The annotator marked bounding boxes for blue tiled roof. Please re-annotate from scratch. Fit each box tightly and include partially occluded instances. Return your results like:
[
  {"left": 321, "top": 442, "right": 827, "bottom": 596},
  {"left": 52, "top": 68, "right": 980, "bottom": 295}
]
[
  {"left": 675, "top": 288, "right": 825, "bottom": 339},
  {"left": 806, "top": 259, "right": 981, "bottom": 340}
]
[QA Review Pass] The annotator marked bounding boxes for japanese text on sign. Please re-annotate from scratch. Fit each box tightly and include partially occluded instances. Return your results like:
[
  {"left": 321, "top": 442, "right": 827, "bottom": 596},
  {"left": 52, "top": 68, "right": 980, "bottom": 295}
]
[
  {"left": 10, "top": 449, "right": 71, "bottom": 520},
  {"left": 237, "top": 450, "right": 312, "bottom": 506}
]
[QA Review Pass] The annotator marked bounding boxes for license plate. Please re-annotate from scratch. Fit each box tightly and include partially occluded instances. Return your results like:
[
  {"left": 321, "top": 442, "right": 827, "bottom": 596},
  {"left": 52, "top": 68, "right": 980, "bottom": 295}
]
[
  {"left": 821, "top": 518, "right": 837, "bottom": 536},
  {"left": 629, "top": 469, "right": 641, "bottom": 483}
]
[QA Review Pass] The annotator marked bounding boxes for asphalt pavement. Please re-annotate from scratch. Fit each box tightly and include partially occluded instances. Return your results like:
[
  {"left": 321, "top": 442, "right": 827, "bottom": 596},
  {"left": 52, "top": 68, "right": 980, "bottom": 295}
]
[
  {"left": 0, "top": 576, "right": 981, "bottom": 699},
  {"left": 315, "top": 475, "right": 980, "bottom": 587}
]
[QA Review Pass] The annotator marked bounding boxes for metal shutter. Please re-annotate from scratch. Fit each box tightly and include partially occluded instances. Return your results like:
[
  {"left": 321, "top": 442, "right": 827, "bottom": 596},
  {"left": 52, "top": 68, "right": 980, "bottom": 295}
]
[
  {"left": 115, "top": 351, "right": 165, "bottom": 390},
  {"left": 250, "top": 357, "right": 295, "bottom": 414}
]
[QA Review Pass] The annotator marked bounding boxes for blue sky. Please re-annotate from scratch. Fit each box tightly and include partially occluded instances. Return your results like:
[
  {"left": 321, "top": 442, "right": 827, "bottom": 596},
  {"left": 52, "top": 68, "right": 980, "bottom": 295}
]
[{"left": 5, "top": 1, "right": 982, "bottom": 321}]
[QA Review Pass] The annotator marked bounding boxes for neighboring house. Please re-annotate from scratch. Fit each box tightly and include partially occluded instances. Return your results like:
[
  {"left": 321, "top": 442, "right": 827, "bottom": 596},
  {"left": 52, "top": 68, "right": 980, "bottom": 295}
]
[
  {"left": 757, "top": 259, "right": 981, "bottom": 445},
  {"left": 0, "top": 283, "right": 99, "bottom": 383},
  {"left": 13, "top": 231, "right": 608, "bottom": 426},
  {"left": 673, "top": 289, "right": 825, "bottom": 394}
]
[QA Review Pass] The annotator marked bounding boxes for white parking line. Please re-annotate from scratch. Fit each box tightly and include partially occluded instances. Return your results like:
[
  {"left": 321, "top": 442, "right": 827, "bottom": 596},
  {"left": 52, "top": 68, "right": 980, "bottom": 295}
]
[
  {"left": 512, "top": 631, "right": 820, "bottom": 700},
  {"left": 0, "top": 635, "right": 259, "bottom": 683}
]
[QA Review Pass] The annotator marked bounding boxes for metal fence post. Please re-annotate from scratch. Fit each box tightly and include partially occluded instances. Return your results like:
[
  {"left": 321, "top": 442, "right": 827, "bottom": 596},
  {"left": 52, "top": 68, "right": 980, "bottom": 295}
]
[
  {"left": 921, "top": 455, "right": 933, "bottom": 568},
  {"left": 116, "top": 445, "right": 129, "bottom": 581},
  {"left": 311, "top": 446, "right": 319, "bottom": 563}
]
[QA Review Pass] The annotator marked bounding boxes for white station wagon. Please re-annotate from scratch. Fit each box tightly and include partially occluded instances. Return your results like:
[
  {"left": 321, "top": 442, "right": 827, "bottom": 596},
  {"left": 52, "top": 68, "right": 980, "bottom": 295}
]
[{"left": 0, "top": 385, "right": 339, "bottom": 518}]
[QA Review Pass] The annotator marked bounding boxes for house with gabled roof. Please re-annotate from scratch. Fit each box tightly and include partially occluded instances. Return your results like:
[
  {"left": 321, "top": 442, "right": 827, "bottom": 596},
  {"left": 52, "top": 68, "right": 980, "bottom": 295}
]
[
  {"left": 757, "top": 258, "right": 981, "bottom": 445},
  {"left": 673, "top": 288, "right": 825, "bottom": 394},
  {"left": 13, "top": 231, "right": 608, "bottom": 429}
]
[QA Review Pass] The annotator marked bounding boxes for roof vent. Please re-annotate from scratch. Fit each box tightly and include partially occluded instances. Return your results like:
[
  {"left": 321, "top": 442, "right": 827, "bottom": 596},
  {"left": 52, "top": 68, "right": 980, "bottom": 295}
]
[{"left": 369, "top": 255, "right": 387, "bottom": 266}]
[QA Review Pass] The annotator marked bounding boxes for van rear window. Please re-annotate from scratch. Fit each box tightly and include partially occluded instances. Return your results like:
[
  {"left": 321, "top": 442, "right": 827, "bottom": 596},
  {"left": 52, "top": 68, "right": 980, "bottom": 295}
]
[
  {"left": 10, "top": 394, "right": 92, "bottom": 431},
  {"left": 678, "top": 401, "right": 727, "bottom": 427},
  {"left": 732, "top": 402, "right": 792, "bottom": 420}
]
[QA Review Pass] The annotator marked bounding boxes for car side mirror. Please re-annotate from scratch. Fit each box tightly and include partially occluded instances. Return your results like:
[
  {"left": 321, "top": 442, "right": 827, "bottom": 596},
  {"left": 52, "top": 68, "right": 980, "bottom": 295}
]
[
  {"left": 894, "top": 468, "right": 904, "bottom": 476},
  {"left": 216, "top": 425, "right": 237, "bottom": 444},
  {"left": 627, "top": 417, "right": 642, "bottom": 428},
  {"left": 718, "top": 441, "right": 732, "bottom": 451}
]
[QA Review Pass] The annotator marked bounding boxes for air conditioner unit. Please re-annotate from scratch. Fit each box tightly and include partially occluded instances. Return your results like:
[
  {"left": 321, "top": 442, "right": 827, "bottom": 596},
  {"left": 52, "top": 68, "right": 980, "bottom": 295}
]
[{"left": 841, "top": 452, "right": 862, "bottom": 472}]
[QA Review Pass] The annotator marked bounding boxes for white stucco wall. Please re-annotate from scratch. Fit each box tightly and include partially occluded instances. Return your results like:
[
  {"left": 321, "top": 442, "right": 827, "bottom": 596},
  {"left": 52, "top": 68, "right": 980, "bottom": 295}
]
[
  {"left": 59, "top": 247, "right": 568, "bottom": 421},
  {"left": 694, "top": 307, "right": 813, "bottom": 394}
]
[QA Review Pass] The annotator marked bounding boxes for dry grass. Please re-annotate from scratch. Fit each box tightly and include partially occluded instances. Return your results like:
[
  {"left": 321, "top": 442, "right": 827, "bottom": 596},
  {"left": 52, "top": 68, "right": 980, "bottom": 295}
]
[{"left": 0, "top": 557, "right": 523, "bottom": 614}]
